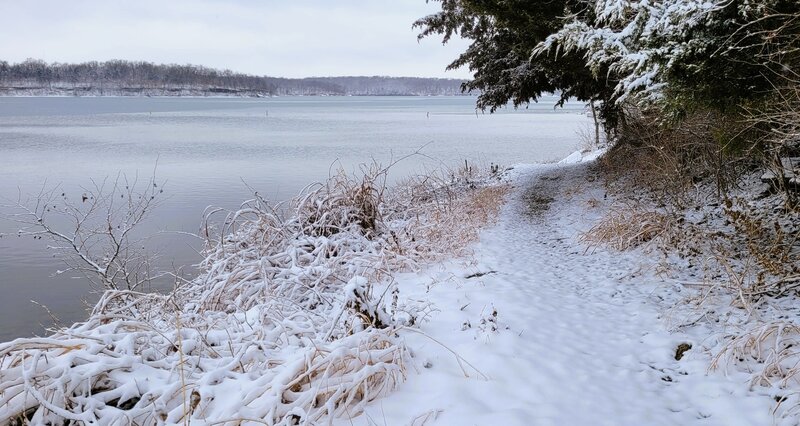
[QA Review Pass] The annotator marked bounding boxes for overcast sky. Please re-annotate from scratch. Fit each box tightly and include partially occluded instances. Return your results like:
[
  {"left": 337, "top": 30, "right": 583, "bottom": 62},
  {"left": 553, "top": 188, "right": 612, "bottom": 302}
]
[{"left": 0, "top": 0, "right": 472, "bottom": 79}]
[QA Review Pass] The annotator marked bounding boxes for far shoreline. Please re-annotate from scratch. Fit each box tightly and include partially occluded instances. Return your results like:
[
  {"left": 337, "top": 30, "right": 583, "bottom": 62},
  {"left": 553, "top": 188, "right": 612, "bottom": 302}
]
[{"left": 0, "top": 90, "right": 478, "bottom": 98}]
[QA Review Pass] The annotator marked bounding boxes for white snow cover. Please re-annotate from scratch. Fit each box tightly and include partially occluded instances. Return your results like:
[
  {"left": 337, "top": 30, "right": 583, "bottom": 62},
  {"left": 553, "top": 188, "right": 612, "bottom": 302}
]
[
  {"left": 344, "top": 154, "right": 784, "bottom": 425},
  {"left": 557, "top": 150, "right": 584, "bottom": 164}
]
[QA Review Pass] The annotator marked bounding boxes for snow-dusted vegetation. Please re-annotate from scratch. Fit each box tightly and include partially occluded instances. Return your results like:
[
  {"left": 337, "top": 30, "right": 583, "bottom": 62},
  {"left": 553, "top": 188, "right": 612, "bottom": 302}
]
[
  {"left": 413, "top": 0, "right": 800, "bottom": 421},
  {"left": 0, "top": 164, "right": 507, "bottom": 424}
]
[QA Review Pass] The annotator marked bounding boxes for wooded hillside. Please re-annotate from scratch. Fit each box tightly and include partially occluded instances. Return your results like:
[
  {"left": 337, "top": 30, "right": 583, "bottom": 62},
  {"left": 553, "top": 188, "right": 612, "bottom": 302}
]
[{"left": 0, "top": 59, "right": 467, "bottom": 96}]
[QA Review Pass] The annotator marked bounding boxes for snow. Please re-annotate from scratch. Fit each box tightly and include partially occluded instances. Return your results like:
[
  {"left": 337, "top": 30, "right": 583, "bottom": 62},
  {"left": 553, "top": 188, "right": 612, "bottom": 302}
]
[
  {"left": 342, "top": 157, "right": 779, "bottom": 425},
  {"left": 557, "top": 150, "right": 583, "bottom": 164}
]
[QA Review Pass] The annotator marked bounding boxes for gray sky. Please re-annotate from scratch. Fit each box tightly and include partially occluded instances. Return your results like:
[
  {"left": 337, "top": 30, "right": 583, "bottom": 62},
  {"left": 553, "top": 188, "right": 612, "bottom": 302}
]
[{"left": 0, "top": 0, "right": 472, "bottom": 78}]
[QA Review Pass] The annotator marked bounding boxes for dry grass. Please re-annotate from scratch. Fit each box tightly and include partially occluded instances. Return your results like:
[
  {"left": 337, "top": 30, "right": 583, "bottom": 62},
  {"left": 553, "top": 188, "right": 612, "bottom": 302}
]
[
  {"left": 581, "top": 204, "right": 676, "bottom": 251},
  {"left": 712, "top": 321, "right": 800, "bottom": 389}
]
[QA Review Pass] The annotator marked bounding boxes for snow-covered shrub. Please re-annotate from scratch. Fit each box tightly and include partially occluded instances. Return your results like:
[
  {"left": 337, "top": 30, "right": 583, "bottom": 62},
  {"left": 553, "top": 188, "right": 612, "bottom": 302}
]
[{"left": 0, "top": 164, "right": 508, "bottom": 424}]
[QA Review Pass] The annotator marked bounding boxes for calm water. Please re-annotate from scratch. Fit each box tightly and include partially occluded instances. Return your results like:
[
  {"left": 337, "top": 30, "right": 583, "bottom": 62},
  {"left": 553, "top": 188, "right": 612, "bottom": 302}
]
[{"left": 0, "top": 96, "right": 589, "bottom": 341}]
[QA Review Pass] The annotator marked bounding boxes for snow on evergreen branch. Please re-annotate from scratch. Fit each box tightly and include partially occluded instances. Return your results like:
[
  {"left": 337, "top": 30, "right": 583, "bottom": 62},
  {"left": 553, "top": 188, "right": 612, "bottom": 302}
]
[{"left": 535, "top": 0, "right": 725, "bottom": 102}]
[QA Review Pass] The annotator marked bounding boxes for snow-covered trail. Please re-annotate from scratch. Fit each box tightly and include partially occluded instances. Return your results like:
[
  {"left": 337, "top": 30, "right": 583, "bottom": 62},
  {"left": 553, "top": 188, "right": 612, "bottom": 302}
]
[{"left": 348, "top": 161, "right": 777, "bottom": 426}]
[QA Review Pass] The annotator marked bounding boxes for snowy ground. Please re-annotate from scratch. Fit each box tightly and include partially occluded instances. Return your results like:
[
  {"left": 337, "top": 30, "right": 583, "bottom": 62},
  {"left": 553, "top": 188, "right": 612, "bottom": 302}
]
[{"left": 347, "top": 157, "right": 780, "bottom": 425}]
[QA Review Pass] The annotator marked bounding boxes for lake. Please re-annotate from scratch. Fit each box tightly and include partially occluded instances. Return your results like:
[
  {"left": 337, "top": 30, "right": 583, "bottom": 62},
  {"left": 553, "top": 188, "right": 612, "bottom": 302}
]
[{"left": 0, "top": 95, "right": 590, "bottom": 341}]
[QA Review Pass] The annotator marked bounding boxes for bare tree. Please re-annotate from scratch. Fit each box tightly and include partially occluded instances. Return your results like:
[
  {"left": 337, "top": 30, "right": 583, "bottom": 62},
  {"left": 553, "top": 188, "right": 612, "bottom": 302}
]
[{"left": 6, "top": 173, "right": 165, "bottom": 291}]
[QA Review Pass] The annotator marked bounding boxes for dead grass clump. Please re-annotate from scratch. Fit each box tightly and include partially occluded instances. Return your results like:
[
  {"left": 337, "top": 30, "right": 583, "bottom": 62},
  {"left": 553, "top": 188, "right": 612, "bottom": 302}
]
[
  {"left": 0, "top": 324, "right": 406, "bottom": 425},
  {"left": 389, "top": 164, "right": 509, "bottom": 263},
  {"left": 581, "top": 205, "right": 676, "bottom": 251},
  {"left": 712, "top": 321, "right": 800, "bottom": 389},
  {"left": 296, "top": 169, "right": 384, "bottom": 239},
  {"left": 408, "top": 184, "right": 508, "bottom": 259}
]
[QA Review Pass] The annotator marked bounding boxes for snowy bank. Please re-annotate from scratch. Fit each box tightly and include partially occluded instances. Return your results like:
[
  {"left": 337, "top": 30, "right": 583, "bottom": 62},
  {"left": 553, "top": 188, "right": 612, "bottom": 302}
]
[{"left": 0, "top": 164, "right": 508, "bottom": 425}]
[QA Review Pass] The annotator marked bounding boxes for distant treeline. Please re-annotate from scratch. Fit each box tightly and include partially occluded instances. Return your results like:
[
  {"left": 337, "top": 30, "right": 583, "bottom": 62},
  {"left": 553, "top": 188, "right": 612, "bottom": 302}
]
[{"left": 0, "top": 59, "right": 468, "bottom": 97}]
